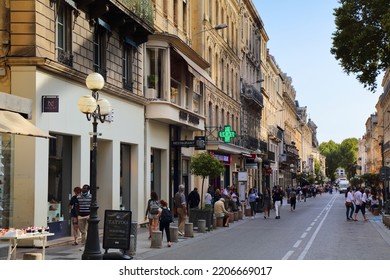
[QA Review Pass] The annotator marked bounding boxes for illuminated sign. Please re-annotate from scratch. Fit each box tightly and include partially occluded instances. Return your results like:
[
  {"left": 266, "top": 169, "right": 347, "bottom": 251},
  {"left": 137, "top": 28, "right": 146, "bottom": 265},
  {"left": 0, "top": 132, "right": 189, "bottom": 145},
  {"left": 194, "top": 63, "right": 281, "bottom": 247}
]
[{"left": 218, "top": 125, "right": 236, "bottom": 143}]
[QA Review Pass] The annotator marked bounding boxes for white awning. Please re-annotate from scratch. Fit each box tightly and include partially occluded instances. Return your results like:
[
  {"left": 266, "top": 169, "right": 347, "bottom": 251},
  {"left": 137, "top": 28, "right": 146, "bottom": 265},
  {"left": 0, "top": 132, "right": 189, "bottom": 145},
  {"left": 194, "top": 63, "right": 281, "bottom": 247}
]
[
  {"left": 0, "top": 110, "right": 53, "bottom": 139},
  {"left": 173, "top": 48, "right": 214, "bottom": 85}
]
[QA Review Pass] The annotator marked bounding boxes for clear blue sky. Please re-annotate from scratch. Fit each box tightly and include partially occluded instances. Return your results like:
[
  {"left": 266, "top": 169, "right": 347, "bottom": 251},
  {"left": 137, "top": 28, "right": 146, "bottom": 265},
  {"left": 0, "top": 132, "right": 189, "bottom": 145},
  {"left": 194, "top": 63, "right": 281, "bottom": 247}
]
[{"left": 254, "top": 0, "right": 383, "bottom": 144}]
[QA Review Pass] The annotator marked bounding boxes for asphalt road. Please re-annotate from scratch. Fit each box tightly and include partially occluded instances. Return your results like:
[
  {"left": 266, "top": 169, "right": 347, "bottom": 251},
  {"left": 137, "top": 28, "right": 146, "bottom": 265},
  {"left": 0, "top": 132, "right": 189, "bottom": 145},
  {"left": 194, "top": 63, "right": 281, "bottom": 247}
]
[{"left": 140, "top": 192, "right": 390, "bottom": 260}]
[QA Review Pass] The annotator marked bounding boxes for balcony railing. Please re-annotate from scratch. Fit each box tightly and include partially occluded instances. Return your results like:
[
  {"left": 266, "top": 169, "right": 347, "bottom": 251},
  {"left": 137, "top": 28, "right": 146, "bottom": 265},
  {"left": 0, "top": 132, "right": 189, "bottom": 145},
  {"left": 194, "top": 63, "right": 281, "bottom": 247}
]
[
  {"left": 119, "top": 0, "right": 154, "bottom": 26},
  {"left": 241, "top": 84, "right": 263, "bottom": 108}
]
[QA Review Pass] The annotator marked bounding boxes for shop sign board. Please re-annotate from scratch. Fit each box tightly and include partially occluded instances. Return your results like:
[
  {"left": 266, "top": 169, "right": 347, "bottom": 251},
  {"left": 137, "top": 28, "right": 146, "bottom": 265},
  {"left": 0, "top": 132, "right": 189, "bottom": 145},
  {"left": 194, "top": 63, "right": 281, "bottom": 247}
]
[{"left": 103, "top": 210, "right": 132, "bottom": 250}]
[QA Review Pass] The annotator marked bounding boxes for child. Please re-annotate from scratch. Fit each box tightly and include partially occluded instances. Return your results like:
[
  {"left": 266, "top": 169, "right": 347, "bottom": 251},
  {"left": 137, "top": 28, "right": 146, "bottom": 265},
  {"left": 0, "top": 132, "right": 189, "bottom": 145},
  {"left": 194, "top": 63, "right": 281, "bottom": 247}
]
[{"left": 159, "top": 199, "right": 173, "bottom": 247}]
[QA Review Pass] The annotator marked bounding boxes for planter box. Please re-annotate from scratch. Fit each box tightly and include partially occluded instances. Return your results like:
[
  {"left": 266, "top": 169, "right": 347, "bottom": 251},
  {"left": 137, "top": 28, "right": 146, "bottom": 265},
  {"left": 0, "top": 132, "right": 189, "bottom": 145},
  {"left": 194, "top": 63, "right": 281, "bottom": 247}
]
[{"left": 188, "top": 208, "right": 213, "bottom": 230}]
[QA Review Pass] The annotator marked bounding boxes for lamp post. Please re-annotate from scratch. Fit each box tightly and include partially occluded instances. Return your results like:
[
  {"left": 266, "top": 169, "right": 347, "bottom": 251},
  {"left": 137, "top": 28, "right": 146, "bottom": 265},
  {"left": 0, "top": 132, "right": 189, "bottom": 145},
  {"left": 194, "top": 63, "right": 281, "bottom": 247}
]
[
  {"left": 194, "top": 23, "right": 228, "bottom": 35},
  {"left": 77, "top": 72, "right": 112, "bottom": 260},
  {"left": 254, "top": 150, "right": 262, "bottom": 194}
]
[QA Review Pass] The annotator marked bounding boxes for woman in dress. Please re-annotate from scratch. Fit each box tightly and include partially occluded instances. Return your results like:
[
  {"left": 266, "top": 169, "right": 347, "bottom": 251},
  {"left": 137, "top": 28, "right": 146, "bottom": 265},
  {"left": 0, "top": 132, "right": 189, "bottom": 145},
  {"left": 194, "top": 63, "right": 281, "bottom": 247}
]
[{"left": 263, "top": 187, "right": 271, "bottom": 219}]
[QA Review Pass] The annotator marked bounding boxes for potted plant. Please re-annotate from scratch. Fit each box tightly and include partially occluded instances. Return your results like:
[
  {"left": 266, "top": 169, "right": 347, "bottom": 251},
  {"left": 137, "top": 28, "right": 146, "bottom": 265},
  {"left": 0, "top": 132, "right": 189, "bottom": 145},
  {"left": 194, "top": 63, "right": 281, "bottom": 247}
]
[{"left": 189, "top": 152, "right": 225, "bottom": 229}]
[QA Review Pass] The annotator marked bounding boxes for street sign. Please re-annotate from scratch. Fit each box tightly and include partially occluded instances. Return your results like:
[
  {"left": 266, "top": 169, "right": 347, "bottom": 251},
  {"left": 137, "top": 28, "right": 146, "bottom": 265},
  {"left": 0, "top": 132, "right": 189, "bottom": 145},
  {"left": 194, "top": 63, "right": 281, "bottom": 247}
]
[{"left": 171, "top": 136, "right": 206, "bottom": 149}]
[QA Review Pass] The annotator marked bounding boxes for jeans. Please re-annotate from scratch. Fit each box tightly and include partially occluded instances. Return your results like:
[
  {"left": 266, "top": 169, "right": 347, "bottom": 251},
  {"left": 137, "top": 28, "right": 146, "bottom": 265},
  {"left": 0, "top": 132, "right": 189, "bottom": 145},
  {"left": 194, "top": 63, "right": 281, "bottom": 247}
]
[{"left": 346, "top": 204, "right": 354, "bottom": 219}]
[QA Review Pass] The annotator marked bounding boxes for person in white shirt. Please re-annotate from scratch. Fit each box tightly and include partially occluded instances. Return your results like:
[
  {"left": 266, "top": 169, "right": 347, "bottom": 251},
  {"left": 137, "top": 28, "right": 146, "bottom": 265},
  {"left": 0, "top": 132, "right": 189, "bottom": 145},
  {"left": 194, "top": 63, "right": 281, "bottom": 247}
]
[
  {"left": 353, "top": 187, "right": 365, "bottom": 221},
  {"left": 345, "top": 187, "right": 354, "bottom": 221},
  {"left": 361, "top": 189, "right": 369, "bottom": 221}
]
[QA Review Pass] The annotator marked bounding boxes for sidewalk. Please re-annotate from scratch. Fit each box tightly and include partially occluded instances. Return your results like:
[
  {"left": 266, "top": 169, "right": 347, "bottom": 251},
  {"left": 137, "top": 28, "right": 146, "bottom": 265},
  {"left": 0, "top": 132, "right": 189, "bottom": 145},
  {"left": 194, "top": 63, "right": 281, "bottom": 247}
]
[{"left": 13, "top": 215, "right": 249, "bottom": 260}]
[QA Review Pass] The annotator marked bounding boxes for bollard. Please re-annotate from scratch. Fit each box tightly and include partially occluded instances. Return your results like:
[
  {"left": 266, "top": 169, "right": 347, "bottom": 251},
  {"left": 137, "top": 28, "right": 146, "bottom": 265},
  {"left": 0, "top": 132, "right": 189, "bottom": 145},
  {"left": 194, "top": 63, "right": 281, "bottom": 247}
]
[
  {"left": 229, "top": 212, "right": 235, "bottom": 223},
  {"left": 216, "top": 217, "right": 224, "bottom": 227},
  {"left": 198, "top": 219, "right": 206, "bottom": 233},
  {"left": 150, "top": 230, "right": 162, "bottom": 248},
  {"left": 170, "top": 226, "right": 178, "bottom": 242},
  {"left": 129, "top": 235, "right": 135, "bottom": 255},
  {"left": 234, "top": 212, "right": 239, "bottom": 221},
  {"left": 212, "top": 216, "right": 217, "bottom": 229},
  {"left": 238, "top": 210, "right": 243, "bottom": 220},
  {"left": 184, "top": 222, "right": 194, "bottom": 237}
]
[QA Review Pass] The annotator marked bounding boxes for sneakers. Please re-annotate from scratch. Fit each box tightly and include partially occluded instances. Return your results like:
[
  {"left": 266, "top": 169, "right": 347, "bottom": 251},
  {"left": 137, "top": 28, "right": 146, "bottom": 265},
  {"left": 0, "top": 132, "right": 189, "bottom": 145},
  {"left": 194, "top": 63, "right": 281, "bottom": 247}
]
[
  {"left": 178, "top": 231, "right": 184, "bottom": 236},
  {"left": 79, "top": 246, "right": 84, "bottom": 251},
  {"left": 168, "top": 242, "right": 172, "bottom": 247},
  {"left": 251, "top": 216, "right": 254, "bottom": 219}
]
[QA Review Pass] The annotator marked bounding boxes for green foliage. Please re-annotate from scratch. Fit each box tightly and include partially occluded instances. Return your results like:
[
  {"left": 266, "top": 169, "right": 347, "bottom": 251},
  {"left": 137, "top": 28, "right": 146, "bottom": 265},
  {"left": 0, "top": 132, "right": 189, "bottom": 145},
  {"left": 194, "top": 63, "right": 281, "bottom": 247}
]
[
  {"left": 190, "top": 152, "right": 225, "bottom": 205},
  {"left": 319, "top": 138, "right": 358, "bottom": 180},
  {"left": 331, "top": 0, "right": 390, "bottom": 92},
  {"left": 190, "top": 152, "right": 225, "bottom": 179},
  {"left": 361, "top": 173, "right": 381, "bottom": 188}
]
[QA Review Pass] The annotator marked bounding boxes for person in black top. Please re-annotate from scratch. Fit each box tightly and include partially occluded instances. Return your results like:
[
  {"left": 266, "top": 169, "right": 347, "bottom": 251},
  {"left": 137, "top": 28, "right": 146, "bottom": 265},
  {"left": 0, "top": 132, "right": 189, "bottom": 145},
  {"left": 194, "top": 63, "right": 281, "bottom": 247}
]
[
  {"left": 69, "top": 186, "right": 81, "bottom": 245},
  {"left": 188, "top": 188, "right": 200, "bottom": 211},
  {"left": 272, "top": 186, "right": 283, "bottom": 219}
]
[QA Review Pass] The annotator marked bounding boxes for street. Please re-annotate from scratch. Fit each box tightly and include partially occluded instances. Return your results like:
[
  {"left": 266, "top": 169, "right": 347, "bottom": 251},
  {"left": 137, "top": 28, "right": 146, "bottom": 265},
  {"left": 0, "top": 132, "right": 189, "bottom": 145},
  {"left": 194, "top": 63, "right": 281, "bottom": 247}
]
[{"left": 139, "top": 192, "right": 390, "bottom": 260}]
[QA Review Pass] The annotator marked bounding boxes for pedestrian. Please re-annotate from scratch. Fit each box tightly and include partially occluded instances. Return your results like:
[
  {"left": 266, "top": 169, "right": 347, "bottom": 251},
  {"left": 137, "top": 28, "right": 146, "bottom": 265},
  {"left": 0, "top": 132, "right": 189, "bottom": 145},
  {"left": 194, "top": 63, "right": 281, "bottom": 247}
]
[
  {"left": 145, "top": 191, "right": 160, "bottom": 239},
  {"left": 345, "top": 187, "right": 354, "bottom": 221},
  {"left": 213, "top": 188, "right": 222, "bottom": 207},
  {"left": 272, "top": 186, "right": 283, "bottom": 219},
  {"left": 248, "top": 188, "right": 257, "bottom": 219},
  {"left": 174, "top": 184, "right": 187, "bottom": 236},
  {"left": 289, "top": 188, "right": 297, "bottom": 211},
  {"left": 77, "top": 184, "right": 92, "bottom": 250},
  {"left": 159, "top": 199, "right": 173, "bottom": 247},
  {"left": 263, "top": 187, "right": 271, "bottom": 219},
  {"left": 68, "top": 186, "right": 81, "bottom": 245},
  {"left": 353, "top": 187, "right": 365, "bottom": 221},
  {"left": 204, "top": 188, "right": 213, "bottom": 209},
  {"left": 188, "top": 187, "right": 200, "bottom": 211},
  {"left": 361, "top": 188, "right": 369, "bottom": 221},
  {"left": 214, "top": 198, "right": 230, "bottom": 227}
]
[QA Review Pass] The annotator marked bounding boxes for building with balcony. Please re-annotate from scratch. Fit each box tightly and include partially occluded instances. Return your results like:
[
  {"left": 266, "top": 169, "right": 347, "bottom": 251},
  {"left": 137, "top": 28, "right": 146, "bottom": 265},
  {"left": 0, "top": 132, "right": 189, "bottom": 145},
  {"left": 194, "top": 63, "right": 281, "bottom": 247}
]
[{"left": 0, "top": 0, "right": 154, "bottom": 238}]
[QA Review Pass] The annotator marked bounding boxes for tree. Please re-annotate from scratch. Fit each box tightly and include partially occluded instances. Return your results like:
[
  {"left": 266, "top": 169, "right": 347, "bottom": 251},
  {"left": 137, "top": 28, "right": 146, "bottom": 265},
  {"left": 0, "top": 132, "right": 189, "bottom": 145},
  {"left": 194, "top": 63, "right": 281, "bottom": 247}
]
[
  {"left": 330, "top": 0, "right": 390, "bottom": 92},
  {"left": 189, "top": 152, "right": 225, "bottom": 207},
  {"left": 319, "top": 138, "right": 358, "bottom": 180}
]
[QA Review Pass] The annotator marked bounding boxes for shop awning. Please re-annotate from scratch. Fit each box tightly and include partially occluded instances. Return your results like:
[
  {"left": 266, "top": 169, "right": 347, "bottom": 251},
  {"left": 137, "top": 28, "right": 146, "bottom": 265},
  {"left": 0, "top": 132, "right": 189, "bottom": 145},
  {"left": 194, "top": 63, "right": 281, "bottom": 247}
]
[
  {"left": 0, "top": 110, "right": 53, "bottom": 139},
  {"left": 173, "top": 47, "right": 214, "bottom": 85}
]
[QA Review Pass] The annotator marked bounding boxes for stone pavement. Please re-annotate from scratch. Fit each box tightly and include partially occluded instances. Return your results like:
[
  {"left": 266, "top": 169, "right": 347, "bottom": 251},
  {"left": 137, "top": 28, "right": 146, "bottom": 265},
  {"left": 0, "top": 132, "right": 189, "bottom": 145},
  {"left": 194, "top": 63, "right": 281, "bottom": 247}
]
[
  {"left": 11, "top": 216, "right": 249, "bottom": 260},
  {"left": 5, "top": 204, "right": 390, "bottom": 260}
]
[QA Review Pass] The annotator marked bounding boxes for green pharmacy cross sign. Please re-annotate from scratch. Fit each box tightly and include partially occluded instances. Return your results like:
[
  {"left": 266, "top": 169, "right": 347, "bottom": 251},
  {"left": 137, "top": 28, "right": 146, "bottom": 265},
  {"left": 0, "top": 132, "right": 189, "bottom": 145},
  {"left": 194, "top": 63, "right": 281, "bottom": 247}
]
[{"left": 218, "top": 125, "right": 237, "bottom": 143}]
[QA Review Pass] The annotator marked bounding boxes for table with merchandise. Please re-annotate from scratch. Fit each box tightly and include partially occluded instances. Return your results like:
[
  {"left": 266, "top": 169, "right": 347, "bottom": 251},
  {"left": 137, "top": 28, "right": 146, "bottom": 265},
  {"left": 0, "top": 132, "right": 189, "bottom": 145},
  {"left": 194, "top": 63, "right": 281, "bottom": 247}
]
[{"left": 0, "top": 228, "right": 54, "bottom": 260}]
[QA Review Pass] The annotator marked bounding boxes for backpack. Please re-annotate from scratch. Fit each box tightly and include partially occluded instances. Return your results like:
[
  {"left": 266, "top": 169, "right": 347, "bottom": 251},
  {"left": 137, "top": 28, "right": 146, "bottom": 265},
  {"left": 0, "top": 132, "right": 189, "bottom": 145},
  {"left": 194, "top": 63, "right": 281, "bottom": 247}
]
[
  {"left": 149, "top": 200, "right": 160, "bottom": 215},
  {"left": 160, "top": 208, "right": 174, "bottom": 223}
]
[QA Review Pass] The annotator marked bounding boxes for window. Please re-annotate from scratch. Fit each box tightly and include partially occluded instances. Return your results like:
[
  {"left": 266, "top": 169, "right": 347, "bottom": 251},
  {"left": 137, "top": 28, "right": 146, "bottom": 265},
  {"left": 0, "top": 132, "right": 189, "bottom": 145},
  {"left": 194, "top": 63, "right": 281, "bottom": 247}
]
[
  {"left": 147, "top": 48, "right": 163, "bottom": 98},
  {"left": 170, "top": 79, "right": 180, "bottom": 105},
  {"left": 193, "top": 80, "right": 203, "bottom": 114},
  {"left": 123, "top": 42, "right": 136, "bottom": 91},
  {"left": 93, "top": 20, "right": 108, "bottom": 79},
  {"left": 174, "top": 0, "right": 178, "bottom": 26},
  {"left": 208, "top": 102, "right": 213, "bottom": 126},
  {"left": 56, "top": 2, "right": 73, "bottom": 66}
]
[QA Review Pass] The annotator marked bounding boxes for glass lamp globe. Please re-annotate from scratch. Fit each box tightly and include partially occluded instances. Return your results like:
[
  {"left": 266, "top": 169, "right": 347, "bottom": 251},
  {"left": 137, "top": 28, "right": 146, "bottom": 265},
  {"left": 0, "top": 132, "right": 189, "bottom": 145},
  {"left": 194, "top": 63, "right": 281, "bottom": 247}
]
[
  {"left": 86, "top": 72, "right": 105, "bottom": 91},
  {"left": 98, "top": 98, "right": 112, "bottom": 116},
  {"left": 78, "top": 95, "right": 97, "bottom": 114}
]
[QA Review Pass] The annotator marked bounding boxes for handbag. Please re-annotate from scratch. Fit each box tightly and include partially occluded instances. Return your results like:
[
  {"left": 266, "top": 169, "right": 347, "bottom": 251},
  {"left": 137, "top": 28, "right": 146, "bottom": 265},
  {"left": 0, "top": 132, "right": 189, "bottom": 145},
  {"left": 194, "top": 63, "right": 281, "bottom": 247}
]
[{"left": 345, "top": 201, "right": 352, "bottom": 207}]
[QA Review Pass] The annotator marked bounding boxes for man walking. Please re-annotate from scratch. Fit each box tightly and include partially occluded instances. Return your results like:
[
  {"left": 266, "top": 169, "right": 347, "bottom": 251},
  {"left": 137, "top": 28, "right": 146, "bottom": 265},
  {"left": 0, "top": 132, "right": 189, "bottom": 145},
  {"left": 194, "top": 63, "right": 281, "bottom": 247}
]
[
  {"left": 77, "top": 184, "right": 91, "bottom": 249},
  {"left": 174, "top": 184, "right": 187, "bottom": 236}
]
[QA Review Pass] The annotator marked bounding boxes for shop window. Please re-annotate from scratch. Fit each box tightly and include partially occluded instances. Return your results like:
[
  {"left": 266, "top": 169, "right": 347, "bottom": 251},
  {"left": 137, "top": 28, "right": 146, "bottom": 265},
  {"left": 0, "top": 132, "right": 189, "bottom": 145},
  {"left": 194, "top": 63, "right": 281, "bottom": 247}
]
[{"left": 0, "top": 134, "right": 11, "bottom": 228}]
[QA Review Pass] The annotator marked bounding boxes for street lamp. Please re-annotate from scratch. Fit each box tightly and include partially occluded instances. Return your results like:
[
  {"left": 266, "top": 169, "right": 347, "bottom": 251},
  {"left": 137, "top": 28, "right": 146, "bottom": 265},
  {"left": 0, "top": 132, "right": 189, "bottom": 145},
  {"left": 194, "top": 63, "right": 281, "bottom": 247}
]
[
  {"left": 194, "top": 23, "right": 228, "bottom": 35},
  {"left": 77, "top": 72, "right": 112, "bottom": 260}
]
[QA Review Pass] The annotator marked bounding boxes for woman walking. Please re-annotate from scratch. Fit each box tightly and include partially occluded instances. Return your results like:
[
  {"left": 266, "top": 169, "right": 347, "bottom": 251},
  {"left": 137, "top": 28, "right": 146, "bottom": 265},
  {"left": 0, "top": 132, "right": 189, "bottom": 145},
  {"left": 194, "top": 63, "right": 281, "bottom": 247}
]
[
  {"left": 263, "top": 187, "right": 271, "bottom": 219},
  {"left": 159, "top": 199, "right": 173, "bottom": 247},
  {"left": 345, "top": 187, "right": 354, "bottom": 221},
  {"left": 248, "top": 188, "right": 257, "bottom": 219}
]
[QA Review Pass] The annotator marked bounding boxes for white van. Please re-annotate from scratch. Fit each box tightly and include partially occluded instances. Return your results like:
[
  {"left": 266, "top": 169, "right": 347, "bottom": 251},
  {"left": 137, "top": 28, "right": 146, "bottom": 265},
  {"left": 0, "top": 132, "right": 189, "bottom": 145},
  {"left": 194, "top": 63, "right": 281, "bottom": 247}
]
[{"left": 338, "top": 179, "right": 349, "bottom": 193}]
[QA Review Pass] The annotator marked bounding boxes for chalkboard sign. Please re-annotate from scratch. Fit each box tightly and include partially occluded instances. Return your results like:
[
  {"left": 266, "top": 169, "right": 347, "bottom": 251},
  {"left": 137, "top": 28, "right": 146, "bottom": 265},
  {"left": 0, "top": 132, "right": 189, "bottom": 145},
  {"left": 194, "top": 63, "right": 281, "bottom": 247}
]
[{"left": 103, "top": 210, "right": 132, "bottom": 250}]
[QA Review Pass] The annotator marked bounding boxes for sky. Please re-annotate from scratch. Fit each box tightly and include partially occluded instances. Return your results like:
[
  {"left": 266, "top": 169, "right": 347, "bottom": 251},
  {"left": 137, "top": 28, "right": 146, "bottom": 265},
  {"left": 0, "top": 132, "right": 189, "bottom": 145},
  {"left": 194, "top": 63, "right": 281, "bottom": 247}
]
[{"left": 254, "top": 0, "right": 383, "bottom": 144}]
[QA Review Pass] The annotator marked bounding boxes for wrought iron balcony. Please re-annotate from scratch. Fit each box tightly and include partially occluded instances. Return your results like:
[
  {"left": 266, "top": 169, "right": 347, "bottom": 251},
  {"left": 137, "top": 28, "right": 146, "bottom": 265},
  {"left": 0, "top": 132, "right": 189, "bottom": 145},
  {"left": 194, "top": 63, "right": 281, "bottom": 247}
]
[
  {"left": 74, "top": 0, "right": 154, "bottom": 45},
  {"left": 241, "top": 84, "right": 263, "bottom": 108}
]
